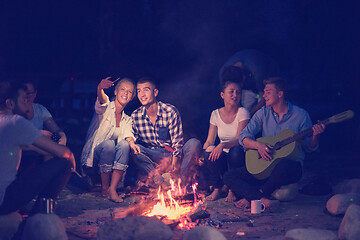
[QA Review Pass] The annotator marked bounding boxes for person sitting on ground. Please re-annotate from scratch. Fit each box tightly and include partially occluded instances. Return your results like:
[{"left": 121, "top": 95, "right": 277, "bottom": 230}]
[
  {"left": 18, "top": 80, "right": 68, "bottom": 175},
  {"left": 24, "top": 80, "right": 67, "bottom": 145},
  {"left": 203, "top": 79, "right": 250, "bottom": 201},
  {"left": 0, "top": 81, "right": 75, "bottom": 216},
  {"left": 223, "top": 77, "right": 325, "bottom": 210},
  {"left": 128, "top": 77, "right": 202, "bottom": 186},
  {"left": 81, "top": 77, "right": 137, "bottom": 202}
]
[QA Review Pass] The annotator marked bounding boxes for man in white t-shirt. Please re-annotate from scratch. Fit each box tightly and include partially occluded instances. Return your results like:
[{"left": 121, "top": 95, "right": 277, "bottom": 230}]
[
  {"left": 0, "top": 81, "right": 75, "bottom": 215},
  {"left": 24, "top": 81, "right": 67, "bottom": 145}
]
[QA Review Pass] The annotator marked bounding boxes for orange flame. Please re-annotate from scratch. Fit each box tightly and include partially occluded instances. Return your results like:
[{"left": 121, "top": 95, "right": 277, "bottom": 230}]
[{"left": 143, "top": 178, "right": 202, "bottom": 229}]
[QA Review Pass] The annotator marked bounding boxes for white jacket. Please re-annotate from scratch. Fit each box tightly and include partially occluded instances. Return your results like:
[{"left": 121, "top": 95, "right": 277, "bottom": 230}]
[{"left": 81, "top": 96, "right": 134, "bottom": 167}]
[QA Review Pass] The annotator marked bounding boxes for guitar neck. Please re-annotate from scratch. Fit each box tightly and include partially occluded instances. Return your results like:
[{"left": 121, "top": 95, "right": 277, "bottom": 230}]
[
  {"left": 275, "top": 110, "right": 353, "bottom": 149},
  {"left": 278, "top": 118, "right": 330, "bottom": 148},
  {"left": 279, "top": 128, "right": 313, "bottom": 147}
]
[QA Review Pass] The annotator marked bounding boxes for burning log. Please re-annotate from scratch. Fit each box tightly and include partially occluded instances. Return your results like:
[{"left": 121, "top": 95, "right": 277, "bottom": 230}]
[
  {"left": 189, "top": 210, "right": 210, "bottom": 222},
  {"left": 111, "top": 195, "right": 196, "bottom": 220},
  {"left": 111, "top": 201, "right": 157, "bottom": 219},
  {"left": 113, "top": 176, "right": 205, "bottom": 230}
]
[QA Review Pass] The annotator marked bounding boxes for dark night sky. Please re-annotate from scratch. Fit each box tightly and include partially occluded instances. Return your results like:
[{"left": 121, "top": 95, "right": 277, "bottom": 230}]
[
  {"left": 0, "top": 1, "right": 359, "bottom": 161},
  {"left": 1, "top": 1, "right": 359, "bottom": 84}
]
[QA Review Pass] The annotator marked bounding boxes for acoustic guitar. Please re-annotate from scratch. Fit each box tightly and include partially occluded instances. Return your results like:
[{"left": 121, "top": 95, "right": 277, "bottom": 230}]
[{"left": 245, "top": 110, "right": 354, "bottom": 180}]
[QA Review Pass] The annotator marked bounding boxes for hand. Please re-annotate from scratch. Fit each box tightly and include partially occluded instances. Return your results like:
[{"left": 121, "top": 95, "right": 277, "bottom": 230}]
[
  {"left": 97, "top": 77, "right": 117, "bottom": 91},
  {"left": 257, "top": 142, "right": 273, "bottom": 161},
  {"left": 130, "top": 143, "right": 141, "bottom": 155},
  {"left": 57, "top": 132, "right": 67, "bottom": 146},
  {"left": 312, "top": 122, "right": 325, "bottom": 136},
  {"left": 58, "top": 137, "right": 66, "bottom": 146},
  {"left": 68, "top": 153, "right": 76, "bottom": 172},
  {"left": 209, "top": 143, "right": 224, "bottom": 162},
  {"left": 40, "top": 130, "right": 53, "bottom": 138}
]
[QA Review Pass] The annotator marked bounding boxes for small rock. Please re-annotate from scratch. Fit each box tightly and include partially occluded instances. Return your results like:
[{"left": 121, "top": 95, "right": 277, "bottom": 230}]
[
  {"left": 272, "top": 183, "right": 298, "bottom": 201},
  {"left": 22, "top": 213, "right": 68, "bottom": 240},
  {"left": 326, "top": 193, "right": 360, "bottom": 215},
  {"left": 97, "top": 216, "right": 172, "bottom": 240},
  {"left": 285, "top": 228, "right": 337, "bottom": 240},
  {"left": 0, "top": 212, "right": 22, "bottom": 240},
  {"left": 183, "top": 226, "right": 227, "bottom": 240},
  {"left": 333, "top": 179, "right": 360, "bottom": 194},
  {"left": 338, "top": 204, "right": 360, "bottom": 240}
]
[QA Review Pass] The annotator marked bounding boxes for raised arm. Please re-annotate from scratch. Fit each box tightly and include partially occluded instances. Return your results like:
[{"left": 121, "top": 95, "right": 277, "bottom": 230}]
[{"left": 97, "top": 77, "right": 116, "bottom": 104}]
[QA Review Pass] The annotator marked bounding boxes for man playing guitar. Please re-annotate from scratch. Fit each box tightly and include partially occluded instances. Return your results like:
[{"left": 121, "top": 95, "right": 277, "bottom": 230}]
[{"left": 223, "top": 77, "right": 325, "bottom": 210}]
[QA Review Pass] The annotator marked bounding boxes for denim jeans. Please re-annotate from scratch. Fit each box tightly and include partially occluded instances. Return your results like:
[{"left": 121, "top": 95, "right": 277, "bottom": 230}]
[
  {"left": 94, "top": 139, "right": 130, "bottom": 173},
  {"left": 131, "top": 138, "right": 201, "bottom": 179}
]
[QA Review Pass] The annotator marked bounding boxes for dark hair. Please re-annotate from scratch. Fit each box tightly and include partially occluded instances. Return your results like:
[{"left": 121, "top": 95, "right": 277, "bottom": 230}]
[
  {"left": 220, "top": 81, "right": 242, "bottom": 93},
  {"left": 24, "top": 80, "right": 39, "bottom": 91},
  {"left": 221, "top": 66, "right": 244, "bottom": 90},
  {"left": 263, "top": 77, "right": 289, "bottom": 100},
  {"left": 0, "top": 81, "right": 26, "bottom": 110},
  {"left": 137, "top": 77, "right": 157, "bottom": 89}
]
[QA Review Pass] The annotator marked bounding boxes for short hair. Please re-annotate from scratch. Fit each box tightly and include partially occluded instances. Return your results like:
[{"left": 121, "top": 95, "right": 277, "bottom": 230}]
[
  {"left": 115, "top": 78, "right": 135, "bottom": 90},
  {"left": 115, "top": 78, "right": 136, "bottom": 98},
  {"left": 221, "top": 66, "right": 244, "bottom": 90},
  {"left": 0, "top": 81, "right": 26, "bottom": 110},
  {"left": 263, "top": 77, "right": 289, "bottom": 100},
  {"left": 137, "top": 77, "right": 157, "bottom": 89}
]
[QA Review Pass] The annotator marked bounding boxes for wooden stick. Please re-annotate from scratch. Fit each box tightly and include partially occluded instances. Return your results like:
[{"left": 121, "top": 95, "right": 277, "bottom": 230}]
[
  {"left": 72, "top": 169, "right": 82, "bottom": 178},
  {"left": 112, "top": 77, "right": 120, "bottom": 84}
]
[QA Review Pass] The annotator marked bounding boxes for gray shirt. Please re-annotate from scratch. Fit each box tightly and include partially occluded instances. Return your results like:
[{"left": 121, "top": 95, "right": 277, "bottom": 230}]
[{"left": 0, "top": 114, "right": 42, "bottom": 205}]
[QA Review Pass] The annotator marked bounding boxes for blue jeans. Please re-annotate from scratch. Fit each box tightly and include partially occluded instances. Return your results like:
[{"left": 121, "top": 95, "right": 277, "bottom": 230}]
[
  {"left": 131, "top": 138, "right": 201, "bottom": 179},
  {"left": 94, "top": 139, "right": 130, "bottom": 173}
]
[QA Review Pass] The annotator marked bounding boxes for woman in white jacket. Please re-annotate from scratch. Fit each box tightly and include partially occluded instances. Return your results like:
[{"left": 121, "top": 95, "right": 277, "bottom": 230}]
[{"left": 81, "top": 77, "right": 138, "bottom": 202}]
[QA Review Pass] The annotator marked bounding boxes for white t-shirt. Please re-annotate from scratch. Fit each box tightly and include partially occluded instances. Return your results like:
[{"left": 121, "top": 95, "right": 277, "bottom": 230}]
[
  {"left": 0, "top": 114, "right": 42, "bottom": 205},
  {"left": 29, "top": 103, "right": 52, "bottom": 130},
  {"left": 210, "top": 107, "right": 250, "bottom": 152}
]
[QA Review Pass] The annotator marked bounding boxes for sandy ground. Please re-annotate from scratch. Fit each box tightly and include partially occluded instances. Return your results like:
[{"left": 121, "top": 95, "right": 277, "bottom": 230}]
[{"left": 55, "top": 185, "right": 342, "bottom": 240}]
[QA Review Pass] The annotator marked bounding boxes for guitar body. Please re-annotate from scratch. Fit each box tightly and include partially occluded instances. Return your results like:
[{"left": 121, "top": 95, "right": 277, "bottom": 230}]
[{"left": 246, "top": 129, "right": 302, "bottom": 180}]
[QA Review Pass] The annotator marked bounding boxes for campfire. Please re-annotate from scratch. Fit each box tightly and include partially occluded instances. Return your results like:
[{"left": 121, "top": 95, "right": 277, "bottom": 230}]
[
  {"left": 111, "top": 174, "right": 206, "bottom": 230},
  {"left": 143, "top": 178, "right": 203, "bottom": 229}
]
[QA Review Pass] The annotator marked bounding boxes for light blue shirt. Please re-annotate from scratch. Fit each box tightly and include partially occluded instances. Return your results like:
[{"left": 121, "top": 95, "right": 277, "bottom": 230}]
[{"left": 239, "top": 102, "right": 316, "bottom": 164}]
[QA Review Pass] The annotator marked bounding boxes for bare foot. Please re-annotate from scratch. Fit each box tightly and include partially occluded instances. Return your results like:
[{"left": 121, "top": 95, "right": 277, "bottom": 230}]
[
  {"left": 225, "top": 190, "right": 236, "bottom": 202},
  {"left": 101, "top": 188, "right": 109, "bottom": 198},
  {"left": 261, "top": 197, "right": 281, "bottom": 212},
  {"left": 108, "top": 188, "right": 124, "bottom": 203},
  {"left": 235, "top": 198, "right": 250, "bottom": 209},
  {"left": 206, "top": 189, "right": 221, "bottom": 201}
]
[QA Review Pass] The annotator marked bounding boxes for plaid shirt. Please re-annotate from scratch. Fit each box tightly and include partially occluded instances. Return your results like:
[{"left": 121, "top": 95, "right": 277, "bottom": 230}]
[{"left": 131, "top": 101, "right": 184, "bottom": 157}]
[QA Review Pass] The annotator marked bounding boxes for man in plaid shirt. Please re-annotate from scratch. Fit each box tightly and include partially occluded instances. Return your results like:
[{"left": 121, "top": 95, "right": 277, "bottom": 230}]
[{"left": 128, "top": 77, "right": 201, "bottom": 183}]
